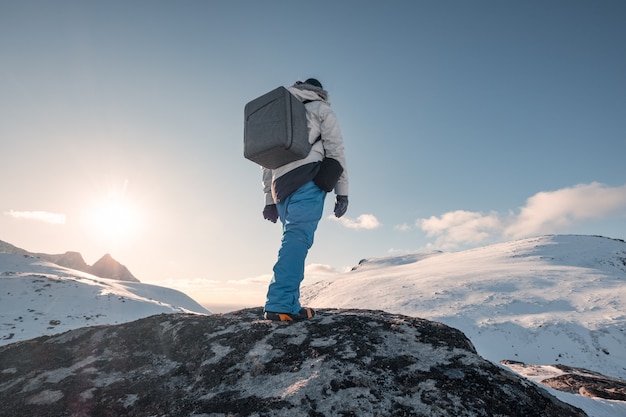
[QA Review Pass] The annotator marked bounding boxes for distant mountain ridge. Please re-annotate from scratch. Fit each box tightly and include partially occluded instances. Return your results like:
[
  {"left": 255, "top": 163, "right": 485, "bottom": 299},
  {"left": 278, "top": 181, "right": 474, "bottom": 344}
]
[{"left": 0, "top": 240, "right": 139, "bottom": 282}]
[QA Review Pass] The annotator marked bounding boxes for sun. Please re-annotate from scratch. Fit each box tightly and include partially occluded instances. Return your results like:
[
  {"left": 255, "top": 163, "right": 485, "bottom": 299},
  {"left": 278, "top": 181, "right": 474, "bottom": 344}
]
[{"left": 86, "top": 196, "right": 142, "bottom": 244}]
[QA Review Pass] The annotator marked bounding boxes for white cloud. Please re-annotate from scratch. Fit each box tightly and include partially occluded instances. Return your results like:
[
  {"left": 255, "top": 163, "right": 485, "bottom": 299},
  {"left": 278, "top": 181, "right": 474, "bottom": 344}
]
[
  {"left": 331, "top": 213, "right": 381, "bottom": 230},
  {"left": 416, "top": 182, "right": 626, "bottom": 250},
  {"left": 305, "top": 263, "right": 339, "bottom": 275},
  {"left": 418, "top": 210, "right": 502, "bottom": 250},
  {"left": 303, "top": 263, "right": 342, "bottom": 284},
  {"left": 504, "top": 182, "right": 626, "bottom": 239},
  {"left": 4, "top": 210, "right": 66, "bottom": 225}
]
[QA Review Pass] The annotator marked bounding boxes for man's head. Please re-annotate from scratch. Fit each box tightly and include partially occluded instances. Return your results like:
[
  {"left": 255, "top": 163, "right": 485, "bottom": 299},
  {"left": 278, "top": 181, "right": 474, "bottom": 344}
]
[{"left": 303, "top": 78, "right": 323, "bottom": 89}]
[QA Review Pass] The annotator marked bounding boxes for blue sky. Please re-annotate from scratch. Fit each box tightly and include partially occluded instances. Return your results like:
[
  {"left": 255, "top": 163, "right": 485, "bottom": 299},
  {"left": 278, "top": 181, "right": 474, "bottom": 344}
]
[{"left": 1, "top": 1, "right": 625, "bottom": 311}]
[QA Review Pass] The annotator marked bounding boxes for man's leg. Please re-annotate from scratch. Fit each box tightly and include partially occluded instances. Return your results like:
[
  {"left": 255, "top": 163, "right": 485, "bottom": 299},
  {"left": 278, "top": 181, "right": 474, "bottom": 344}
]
[{"left": 265, "top": 182, "right": 326, "bottom": 314}]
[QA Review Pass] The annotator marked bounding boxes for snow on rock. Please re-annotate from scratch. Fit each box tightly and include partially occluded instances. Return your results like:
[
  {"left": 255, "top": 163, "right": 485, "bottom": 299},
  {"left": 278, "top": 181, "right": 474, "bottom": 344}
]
[
  {"left": 0, "top": 308, "right": 586, "bottom": 417},
  {"left": 0, "top": 253, "right": 210, "bottom": 346},
  {"left": 501, "top": 361, "right": 626, "bottom": 401}
]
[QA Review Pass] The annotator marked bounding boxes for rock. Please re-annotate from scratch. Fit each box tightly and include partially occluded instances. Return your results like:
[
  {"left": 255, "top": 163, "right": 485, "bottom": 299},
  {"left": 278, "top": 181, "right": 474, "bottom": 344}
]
[
  {"left": 542, "top": 365, "right": 626, "bottom": 402},
  {"left": 501, "top": 360, "right": 626, "bottom": 402},
  {"left": 0, "top": 308, "right": 586, "bottom": 417}
]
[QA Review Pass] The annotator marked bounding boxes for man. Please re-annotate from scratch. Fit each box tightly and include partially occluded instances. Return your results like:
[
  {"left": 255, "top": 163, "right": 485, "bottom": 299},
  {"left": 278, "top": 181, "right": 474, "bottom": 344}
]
[{"left": 262, "top": 78, "right": 349, "bottom": 321}]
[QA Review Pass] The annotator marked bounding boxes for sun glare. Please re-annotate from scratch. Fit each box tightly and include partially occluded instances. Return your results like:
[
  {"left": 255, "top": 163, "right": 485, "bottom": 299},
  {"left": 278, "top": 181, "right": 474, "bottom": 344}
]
[{"left": 86, "top": 195, "right": 142, "bottom": 244}]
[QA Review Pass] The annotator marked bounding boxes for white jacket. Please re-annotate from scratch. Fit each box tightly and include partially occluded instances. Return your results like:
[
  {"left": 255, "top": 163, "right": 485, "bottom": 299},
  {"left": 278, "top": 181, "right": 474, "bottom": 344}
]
[{"left": 262, "top": 85, "right": 349, "bottom": 205}]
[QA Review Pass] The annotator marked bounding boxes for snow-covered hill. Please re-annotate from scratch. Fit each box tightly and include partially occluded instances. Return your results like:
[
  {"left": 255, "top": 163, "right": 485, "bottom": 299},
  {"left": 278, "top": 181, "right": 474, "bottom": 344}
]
[
  {"left": 302, "top": 234, "right": 626, "bottom": 417},
  {"left": 0, "top": 252, "right": 210, "bottom": 346}
]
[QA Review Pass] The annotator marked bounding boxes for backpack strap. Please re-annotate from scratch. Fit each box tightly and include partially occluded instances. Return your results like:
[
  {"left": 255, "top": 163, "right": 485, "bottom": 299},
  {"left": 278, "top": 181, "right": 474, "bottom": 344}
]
[{"left": 301, "top": 99, "right": 322, "bottom": 145}]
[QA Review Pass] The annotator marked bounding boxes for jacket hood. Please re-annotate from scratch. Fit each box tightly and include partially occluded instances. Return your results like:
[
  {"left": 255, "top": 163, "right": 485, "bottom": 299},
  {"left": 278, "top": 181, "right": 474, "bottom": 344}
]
[{"left": 290, "top": 82, "right": 329, "bottom": 102}]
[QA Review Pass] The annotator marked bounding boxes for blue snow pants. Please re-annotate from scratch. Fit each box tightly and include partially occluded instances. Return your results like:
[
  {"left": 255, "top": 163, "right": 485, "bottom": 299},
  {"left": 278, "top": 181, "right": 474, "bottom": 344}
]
[{"left": 264, "top": 181, "right": 326, "bottom": 314}]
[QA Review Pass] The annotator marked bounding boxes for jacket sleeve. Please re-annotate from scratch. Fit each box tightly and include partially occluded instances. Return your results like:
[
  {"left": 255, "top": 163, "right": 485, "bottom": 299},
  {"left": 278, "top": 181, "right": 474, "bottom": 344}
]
[
  {"left": 318, "top": 104, "right": 349, "bottom": 196},
  {"left": 262, "top": 167, "right": 275, "bottom": 205}
]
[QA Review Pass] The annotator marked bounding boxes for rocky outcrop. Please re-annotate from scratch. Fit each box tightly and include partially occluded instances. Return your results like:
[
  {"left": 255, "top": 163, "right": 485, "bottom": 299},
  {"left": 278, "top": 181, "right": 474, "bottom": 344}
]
[
  {"left": 502, "top": 360, "right": 626, "bottom": 401},
  {"left": 0, "top": 308, "right": 586, "bottom": 417},
  {"left": 546, "top": 372, "right": 626, "bottom": 401},
  {"left": 36, "top": 251, "right": 90, "bottom": 272}
]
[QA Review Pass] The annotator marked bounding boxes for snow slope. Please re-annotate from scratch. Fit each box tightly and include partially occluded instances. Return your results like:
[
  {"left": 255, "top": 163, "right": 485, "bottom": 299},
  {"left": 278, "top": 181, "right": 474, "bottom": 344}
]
[
  {"left": 0, "top": 253, "right": 210, "bottom": 346},
  {"left": 301, "top": 235, "right": 626, "bottom": 417}
]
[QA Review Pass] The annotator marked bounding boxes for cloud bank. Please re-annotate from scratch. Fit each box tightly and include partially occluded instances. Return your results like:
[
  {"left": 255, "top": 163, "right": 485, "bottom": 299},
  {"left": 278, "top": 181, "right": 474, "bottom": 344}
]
[
  {"left": 331, "top": 213, "right": 381, "bottom": 230},
  {"left": 4, "top": 210, "right": 66, "bottom": 225},
  {"left": 416, "top": 182, "right": 626, "bottom": 250}
]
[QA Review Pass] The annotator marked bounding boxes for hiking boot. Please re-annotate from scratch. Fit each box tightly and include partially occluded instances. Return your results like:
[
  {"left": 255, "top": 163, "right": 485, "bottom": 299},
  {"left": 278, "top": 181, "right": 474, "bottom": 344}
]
[{"left": 264, "top": 307, "right": 315, "bottom": 321}]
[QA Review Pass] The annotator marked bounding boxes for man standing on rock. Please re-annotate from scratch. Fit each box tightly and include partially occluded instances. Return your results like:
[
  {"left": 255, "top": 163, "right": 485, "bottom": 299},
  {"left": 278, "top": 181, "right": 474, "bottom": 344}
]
[{"left": 261, "top": 78, "right": 349, "bottom": 321}]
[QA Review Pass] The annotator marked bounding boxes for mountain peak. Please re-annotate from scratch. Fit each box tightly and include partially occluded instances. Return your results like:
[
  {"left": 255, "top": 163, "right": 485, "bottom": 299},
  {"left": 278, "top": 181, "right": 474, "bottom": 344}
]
[{"left": 89, "top": 253, "right": 139, "bottom": 282}]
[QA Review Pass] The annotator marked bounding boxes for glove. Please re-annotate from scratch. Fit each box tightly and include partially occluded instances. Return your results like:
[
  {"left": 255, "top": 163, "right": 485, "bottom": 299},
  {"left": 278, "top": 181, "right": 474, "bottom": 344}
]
[
  {"left": 334, "top": 195, "right": 348, "bottom": 218},
  {"left": 263, "top": 204, "right": 278, "bottom": 223}
]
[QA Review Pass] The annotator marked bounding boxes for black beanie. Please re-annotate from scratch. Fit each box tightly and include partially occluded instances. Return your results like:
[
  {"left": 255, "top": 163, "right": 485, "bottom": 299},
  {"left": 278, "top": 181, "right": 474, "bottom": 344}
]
[{"left": 304, "top": 78, "right": 323, "bottom": 89}]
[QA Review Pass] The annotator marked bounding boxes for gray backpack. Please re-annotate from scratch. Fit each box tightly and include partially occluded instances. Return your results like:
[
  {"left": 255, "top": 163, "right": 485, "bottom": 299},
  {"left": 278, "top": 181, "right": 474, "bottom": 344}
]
[{"left": 244, "top": 86, "right": 314, "bottom": 169}]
